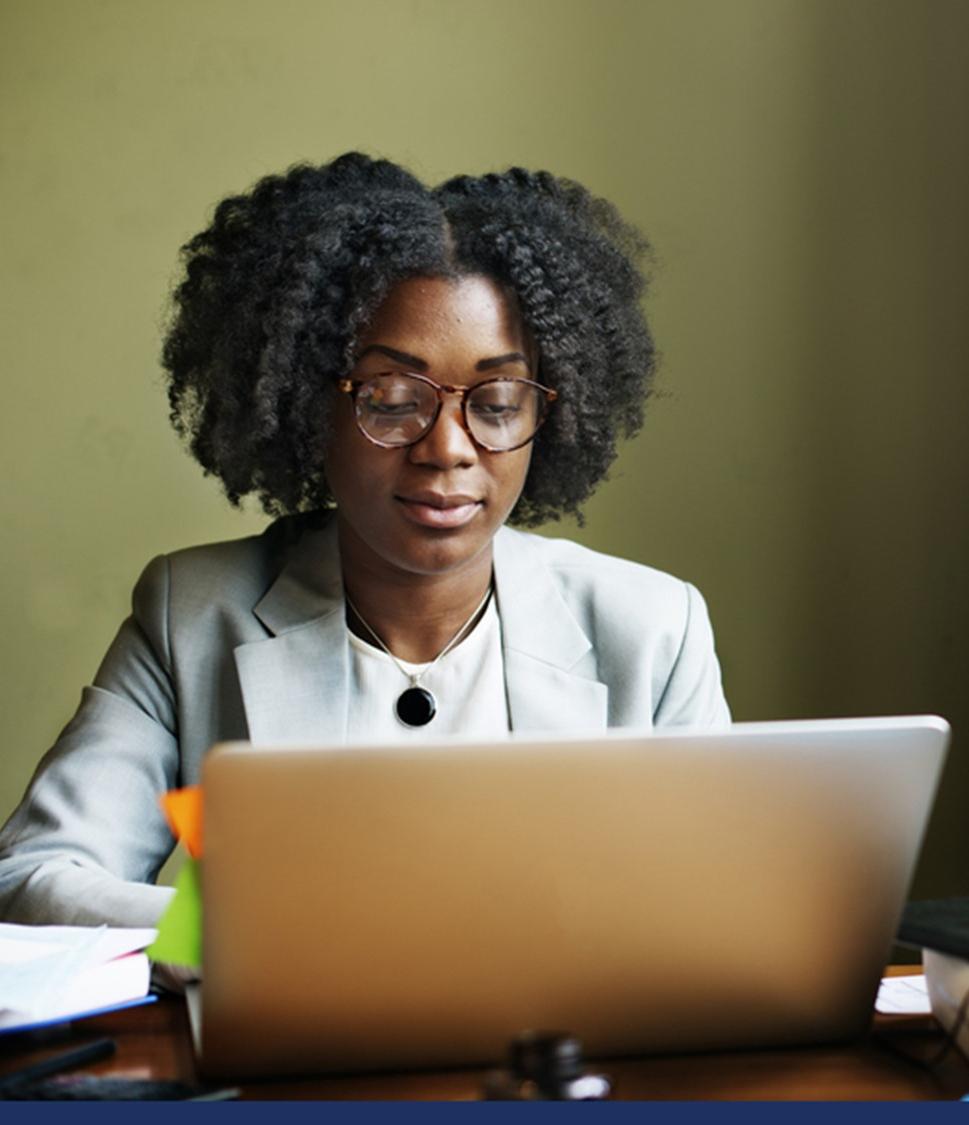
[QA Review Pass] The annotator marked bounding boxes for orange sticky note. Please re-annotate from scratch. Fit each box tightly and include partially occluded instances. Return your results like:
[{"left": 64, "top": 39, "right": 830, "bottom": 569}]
[{"left": 160, "top": 786, "right": 204, "bottom": 859}]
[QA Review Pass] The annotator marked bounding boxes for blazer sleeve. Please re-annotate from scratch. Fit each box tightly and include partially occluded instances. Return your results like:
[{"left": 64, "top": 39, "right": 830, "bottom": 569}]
[
  {"left": 0, "top": 556, "right": 180, "bottom": 927},
  {"left": 652, "top": 582, "right": 731, "bottom": 728}
]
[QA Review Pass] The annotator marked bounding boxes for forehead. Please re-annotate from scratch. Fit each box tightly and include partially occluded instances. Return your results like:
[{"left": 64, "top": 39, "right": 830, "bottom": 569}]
[{"left": 356, "top": 275, "right": 529, "bottom": 356}]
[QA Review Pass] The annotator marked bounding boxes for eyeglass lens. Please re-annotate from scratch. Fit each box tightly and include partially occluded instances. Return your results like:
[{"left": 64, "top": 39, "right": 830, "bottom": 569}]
[{"left": 355, "top": 374, "right": 547, "bottom": 450}]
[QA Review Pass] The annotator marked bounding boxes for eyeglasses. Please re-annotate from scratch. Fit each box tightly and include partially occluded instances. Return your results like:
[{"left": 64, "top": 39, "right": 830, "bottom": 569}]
[{"left": 338, "top": 371, "right": 558, "bottom": 453}]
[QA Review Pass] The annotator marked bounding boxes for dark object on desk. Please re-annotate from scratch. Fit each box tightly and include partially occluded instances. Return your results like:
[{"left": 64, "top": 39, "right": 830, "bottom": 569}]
[
  {"left": 0, "top": 1036, "right": 115, "bottom": 1097},
  {"left": 897, "top": 897, "right": 969, "bottom": 1070},
  {"left": 1, "top": 1075, "right": 238, "bottom": 1100},
  {"left": 898, "top": 897, "right": 969, "bottom": 957},
  {"left": 481, "top": 1030, "right": 612, "bottom": 1100}
]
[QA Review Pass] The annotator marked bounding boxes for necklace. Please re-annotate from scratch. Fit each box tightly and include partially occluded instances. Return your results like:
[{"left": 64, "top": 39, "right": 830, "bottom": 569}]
[{"left": 344, "top": 582, "right": 494, "bottom": 728}]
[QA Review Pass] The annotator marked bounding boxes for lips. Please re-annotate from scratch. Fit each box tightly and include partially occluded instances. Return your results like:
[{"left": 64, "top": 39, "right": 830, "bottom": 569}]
[{"left": 396, "top": 492, "right": 483, "bottom": 529}]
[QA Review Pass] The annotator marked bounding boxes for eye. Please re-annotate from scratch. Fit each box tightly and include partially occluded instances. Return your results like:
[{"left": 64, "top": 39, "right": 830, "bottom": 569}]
[
  {"left": 366, "top": 396, "right": 420, "bottom": 416},
  {"left": 470, "top": 401, "right": 521, "bottom": 418},
  {"left": 359, "top": 376, "right": 425, "bottom": 416},
  {"left": 469, "top": 382, "right": 531, "bottom": 426}
]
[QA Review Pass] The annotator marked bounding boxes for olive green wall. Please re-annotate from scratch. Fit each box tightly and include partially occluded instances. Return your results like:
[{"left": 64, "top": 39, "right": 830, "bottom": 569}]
[{"left": 2, "top": 0, "right": 967, "bottom": 899}]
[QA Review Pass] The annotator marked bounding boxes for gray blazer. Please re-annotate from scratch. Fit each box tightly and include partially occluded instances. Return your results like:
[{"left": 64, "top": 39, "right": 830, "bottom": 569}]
[{"left": 0, "top": 515, "right": 729, "bottom": 929}]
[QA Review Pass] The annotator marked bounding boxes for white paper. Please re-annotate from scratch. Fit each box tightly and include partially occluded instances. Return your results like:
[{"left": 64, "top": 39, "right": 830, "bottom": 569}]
[
  {"left": 0, "top": 922, "right": 157, "bottom": 1019},
  {"left": 875, "top": 973, "right": 931, "bottom": 1014}
]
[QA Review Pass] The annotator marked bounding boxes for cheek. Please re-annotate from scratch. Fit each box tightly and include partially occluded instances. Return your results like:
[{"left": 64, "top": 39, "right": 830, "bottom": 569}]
[
  {"left": 494, "top": 448, "right": 533, "bottom": 511},
  {"left": 324, "top": 426, "right": 394, "bottom": 505}
]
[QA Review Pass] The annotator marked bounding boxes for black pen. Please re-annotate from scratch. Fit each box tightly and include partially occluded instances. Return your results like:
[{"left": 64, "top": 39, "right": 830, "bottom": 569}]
[{"left": 0, "top": 1037, "right": 116, "bottom": 1095}]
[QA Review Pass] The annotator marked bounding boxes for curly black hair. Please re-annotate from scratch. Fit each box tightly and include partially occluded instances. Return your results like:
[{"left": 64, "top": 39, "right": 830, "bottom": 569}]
[{"left": 162, "top": 152, "right": 655, "bottom": 527}]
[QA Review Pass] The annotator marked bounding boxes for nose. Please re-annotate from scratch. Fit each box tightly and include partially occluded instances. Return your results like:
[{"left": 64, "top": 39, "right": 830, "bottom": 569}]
[{"left": 407, "top": 397, "right": 478, "bottom": 469}]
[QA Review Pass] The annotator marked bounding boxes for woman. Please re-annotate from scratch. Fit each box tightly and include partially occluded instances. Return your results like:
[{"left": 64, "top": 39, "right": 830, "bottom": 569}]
[{"left": 0, "top": 153, "right": 729, "bottom": 930}]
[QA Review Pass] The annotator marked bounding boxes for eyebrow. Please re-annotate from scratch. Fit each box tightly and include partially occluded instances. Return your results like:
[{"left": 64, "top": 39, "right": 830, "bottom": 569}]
[
  {"left": 355, "top": 345, "right": 530, "bottom": 373},
  {"left": 475, "top": 352, "right": 529, "bottom": 372},
  {"left": 356, "top": 345, "right": 428, "bottom": 370}
]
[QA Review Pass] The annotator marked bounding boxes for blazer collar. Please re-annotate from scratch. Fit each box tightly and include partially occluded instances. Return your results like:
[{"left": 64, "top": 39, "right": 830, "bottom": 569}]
[
  {"left": 251, "top": 518, "right": 343, "bottom": 636},
  {"left": 234, "top": 519, "right": 607, "bottom": 744},
  {"left": 235, "top": 520, "right": 349, "bottom": 745}
]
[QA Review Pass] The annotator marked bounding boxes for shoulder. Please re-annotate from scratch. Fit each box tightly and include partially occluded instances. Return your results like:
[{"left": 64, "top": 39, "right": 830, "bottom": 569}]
[
  {"left": 495, "top": 528, "right": 729, "bottom": 728},
  {"left": 497, "top": 526, "right": 696, "bottom": 636},
  {"left": 131, "top": 512, "right": 328, "bottom": 622},
  {"left": 166, "top": 511, "right": 322, "bottom": 572}
]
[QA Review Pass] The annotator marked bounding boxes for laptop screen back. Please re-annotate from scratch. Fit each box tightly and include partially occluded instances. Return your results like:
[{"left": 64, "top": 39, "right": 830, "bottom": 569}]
[{"left": 199, "top": 716, "right": 948, "bottom": 1077}]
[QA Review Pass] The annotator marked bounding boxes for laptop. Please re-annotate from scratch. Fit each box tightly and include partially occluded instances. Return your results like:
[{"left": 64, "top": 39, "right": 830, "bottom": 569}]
[{"left": 195, "top": 715, "right": 949, "bottom": 1078}]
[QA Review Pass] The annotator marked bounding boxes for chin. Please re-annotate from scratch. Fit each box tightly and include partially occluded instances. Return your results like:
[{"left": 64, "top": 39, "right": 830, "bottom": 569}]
[{"left": 393, "top": 528, "right": 495, "bottom": 577}]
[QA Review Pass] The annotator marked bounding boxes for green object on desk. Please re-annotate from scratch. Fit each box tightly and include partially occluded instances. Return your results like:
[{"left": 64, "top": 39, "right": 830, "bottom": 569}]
[{"left": 147, "top": 858, "right": 202, "bottom": 970}]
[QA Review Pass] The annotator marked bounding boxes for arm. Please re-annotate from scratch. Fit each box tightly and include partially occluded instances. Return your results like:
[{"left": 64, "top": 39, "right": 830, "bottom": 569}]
[
  {"left": 652, "top": 582, "right": 731, "bottom": 728},
  {"left": 0, "top": 557, "right": 180, "bottom": 927}
]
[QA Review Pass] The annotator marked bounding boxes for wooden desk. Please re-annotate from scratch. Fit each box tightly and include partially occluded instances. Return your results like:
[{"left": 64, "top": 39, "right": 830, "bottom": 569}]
[{"left": 3, "top": 973, "right": 968, "bottom": 1101}]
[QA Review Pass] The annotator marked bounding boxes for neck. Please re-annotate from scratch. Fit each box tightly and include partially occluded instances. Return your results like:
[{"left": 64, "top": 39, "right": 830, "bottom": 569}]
[{"left": 338, "top": 532, "right": 495, "bottom": 664}]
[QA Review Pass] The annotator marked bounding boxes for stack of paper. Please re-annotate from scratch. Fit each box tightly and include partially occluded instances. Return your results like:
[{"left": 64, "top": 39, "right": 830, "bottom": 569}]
[{"left": 0, "top": 923, "right": 157, "bottom": 1033}]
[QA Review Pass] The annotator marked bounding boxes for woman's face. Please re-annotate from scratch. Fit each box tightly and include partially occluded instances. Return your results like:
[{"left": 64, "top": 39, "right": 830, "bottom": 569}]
[{"left": 325, "top": 274, "right": 536, "bottom": 583}]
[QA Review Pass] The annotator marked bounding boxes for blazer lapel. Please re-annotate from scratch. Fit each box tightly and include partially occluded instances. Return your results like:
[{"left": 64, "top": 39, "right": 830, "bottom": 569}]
[
  {"left": 493, "top": 528, "right": 608, "bottom": 732},
  {"left": 234, "top": 520, "right": 350, "bottom": 745}
]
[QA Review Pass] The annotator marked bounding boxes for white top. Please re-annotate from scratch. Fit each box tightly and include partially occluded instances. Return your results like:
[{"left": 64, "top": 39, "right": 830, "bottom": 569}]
[{"left": 346, "top": 597, "right": 511, "bottom": 740}]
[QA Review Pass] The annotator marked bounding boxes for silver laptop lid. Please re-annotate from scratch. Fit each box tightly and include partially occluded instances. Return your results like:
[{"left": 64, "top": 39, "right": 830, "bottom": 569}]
[{"left": 199, "top": 716, "right": 948, "bottom": 1077}]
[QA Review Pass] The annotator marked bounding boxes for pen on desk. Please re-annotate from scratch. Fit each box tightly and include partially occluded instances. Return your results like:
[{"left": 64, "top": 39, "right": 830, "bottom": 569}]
[{"left": 0, "top": 1037, "right": 116, "bottom": 1095}]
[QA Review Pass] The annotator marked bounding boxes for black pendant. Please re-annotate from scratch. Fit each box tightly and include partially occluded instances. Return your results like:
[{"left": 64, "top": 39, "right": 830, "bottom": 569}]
[{"left": 396, "top": 686, "right": 437, "bottom": 727}]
